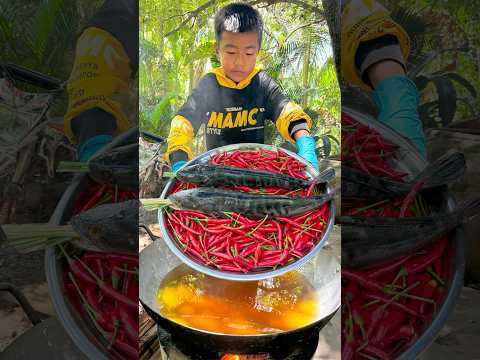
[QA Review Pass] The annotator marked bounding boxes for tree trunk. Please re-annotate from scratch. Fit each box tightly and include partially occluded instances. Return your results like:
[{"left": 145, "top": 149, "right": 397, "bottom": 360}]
[
  {"left": 188, "top": 61, "right": 195, "bottom": 93},
  {"left": 321, "top": 0, "right": 341, "bottom": 83},
  {"left": 302, "top": 30, "right": 312, "bottom": 108}
]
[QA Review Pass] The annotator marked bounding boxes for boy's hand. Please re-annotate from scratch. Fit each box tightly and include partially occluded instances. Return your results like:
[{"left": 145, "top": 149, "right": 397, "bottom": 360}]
[
  {"left": 72, "top": 108, "right": 116, "bottom": 161},
  {"left": 78, "top": 135, "right": 112, "bottom": 162},
  {"left": 295, "top": 133, "right": 319, "bottom": 171},
  {"left": 171, "top": 160, "right": 187, "bottom": 173}
]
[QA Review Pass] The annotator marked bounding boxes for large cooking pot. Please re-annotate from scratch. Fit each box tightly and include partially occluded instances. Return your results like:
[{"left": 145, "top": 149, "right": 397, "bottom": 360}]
[
  {"left": 342, "top": 107, "right": 466, "bottom": 360},
  {"left": 139, "top": 231, "right": 341, "bottom": 356}
]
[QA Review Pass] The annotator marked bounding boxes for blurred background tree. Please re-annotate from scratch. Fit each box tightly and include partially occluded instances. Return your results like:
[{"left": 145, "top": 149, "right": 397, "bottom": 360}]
[
  {"left": 140, "top": 0, "right": 340, "bottom": 158},
  {"left": 0, "top": 0, "right": 103, "bottom": 81}
]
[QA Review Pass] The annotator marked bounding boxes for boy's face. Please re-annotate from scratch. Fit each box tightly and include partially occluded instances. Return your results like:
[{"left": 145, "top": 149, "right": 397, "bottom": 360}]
[{"left": 216, "top": 31, "right": 259, "bottom": 83}]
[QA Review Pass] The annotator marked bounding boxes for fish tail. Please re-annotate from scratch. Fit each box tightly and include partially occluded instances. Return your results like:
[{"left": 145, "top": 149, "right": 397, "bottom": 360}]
[
  {"left": 312, "top": 168, "right": 335, "bottom": 185},
  {"left": 423, "top": 151, "right": 466, "bottom": 187}
]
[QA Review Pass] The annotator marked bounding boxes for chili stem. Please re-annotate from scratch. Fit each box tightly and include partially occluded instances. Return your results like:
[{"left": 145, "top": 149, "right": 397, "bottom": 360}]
[{"left": 427, "top": 267, "right": 445, "bottom": 286}]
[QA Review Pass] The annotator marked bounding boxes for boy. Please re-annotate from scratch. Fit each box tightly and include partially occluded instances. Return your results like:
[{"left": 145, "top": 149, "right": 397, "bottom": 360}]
[
  {"left": 165, "top": 3, "right": 320, "bottom": 172},
  {"left": 341, "top": 0, "right": 426, "bottom": 157}
]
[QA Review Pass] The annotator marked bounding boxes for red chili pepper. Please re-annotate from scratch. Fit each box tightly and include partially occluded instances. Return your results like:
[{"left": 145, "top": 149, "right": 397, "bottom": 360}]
[
  {"left": 77, "top": 258, "right": 138, "bottom": 309},
  {"left": 381, "top": 324, "right": 415, "bottom": 350},
  {"left": 175, "top": 210, "right": 208, "bottom": 218},
  {"left": 365, "top": 305, "right": 385, "bottom": 340},
  {"left": 84, "top": 253, "right": 138, "bottom": 266},
  {"left": 111, "top": 268, "right": 122, "bottom": 290},
  {"left": 84, "top": 286, "right": 114, "bottom": 332},
  {"left": 169, "top": 212, "right": 202, "bottom": 235},
  {"left": 371, "top": 307, "right": 407, "bottom": 346},
  {"left": 363, "top": 293, "right": 423, "bottom": 319},
  {"left": 420, "top": 279, "right": 438, "bottom": 315},
  {"left": 367, "top": 255, "right": 411, "bottom": 279},
  {"left": 362, "top": 343, "right": 390, "bottom": 360},
  {"left": 341, "top": 340, "right": 357, "bottom": 360},
  {"left": 342, "top": 269, "right": 385, "bottom": 293},
  {"left": 81, "top": 184, "right": 107, "bottom": 212},
  {"left": 216, "top": 264, "right": 243, "bottom": 272},
  {"left": 68, "top": 259, "right": 96, "bottom": 286},
  {"left": 210, "top": 251, "right": 233, "bottom": 261},
  {"left": 404, "top": 236, "right": 448, "bottom": 275},
  {"left": 113, "top": 337, "right": 138, "bottom": 359},
  {"left": 116, "top": 304, "right": 138, "bottom": 344},
  {"left": 187, "top": 247, "right": 205, "bottom": 262},
  {"left": 206, "top": 218, "right": 232, "bottom": 225}
]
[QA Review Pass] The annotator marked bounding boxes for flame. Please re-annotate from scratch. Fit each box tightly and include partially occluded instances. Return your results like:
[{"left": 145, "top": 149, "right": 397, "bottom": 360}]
[{"left": 220, "top": 355, "right": 270, "bottom": 360}]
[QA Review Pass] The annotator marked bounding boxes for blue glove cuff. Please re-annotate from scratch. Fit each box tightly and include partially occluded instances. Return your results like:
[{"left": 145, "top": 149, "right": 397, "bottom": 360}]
[
  {"left": 78, "top": 135, "right": 112, "bottom": 162},
  {"left": 296, "top": 135, "right": 319, "bottom": 171},
  {"left": 172, "top": 160, "right": 187, "bottom": 173},
  {"left": 373, "top": 75, "right": 426, "bottom": 158}
]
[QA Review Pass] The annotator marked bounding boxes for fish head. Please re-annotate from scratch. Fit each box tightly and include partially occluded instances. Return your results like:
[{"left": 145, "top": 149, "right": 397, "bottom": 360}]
[{"left": 178, "top": 163, "right": 210, "bottom": 183}]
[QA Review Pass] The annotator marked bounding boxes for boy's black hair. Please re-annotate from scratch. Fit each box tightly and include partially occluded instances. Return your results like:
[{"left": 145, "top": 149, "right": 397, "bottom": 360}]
[{"left": 214, "top": 3, "right": 263, "bottom": 45}]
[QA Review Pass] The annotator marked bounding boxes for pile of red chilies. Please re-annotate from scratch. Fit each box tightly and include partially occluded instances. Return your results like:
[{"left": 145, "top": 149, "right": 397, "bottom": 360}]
[
  {"left": 164, "top": 149, "right": 330, "bottom": 273},
  {"left": 211, "top": 149, "right": 310, "bottom": 180},
  {"left": 342, "top": 113, "right": 407, "bottom": 181},
  {"left": 341, "top": 112, "right": 452, "bottom": 359},
  {"left": 63, "top": 182, "right": 139, "bottom": 359}
]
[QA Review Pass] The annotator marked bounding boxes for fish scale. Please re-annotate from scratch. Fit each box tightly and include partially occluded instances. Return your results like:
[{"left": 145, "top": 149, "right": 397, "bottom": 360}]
[
  {"left": 176, "top": 164, "right": 335, "bottom": 190},
  {"left": 168, "top": 188, "right": 336, "bottom": 218},
  {"left": 341, "top": 197, "right": 480, "bottom": 267},
  {"left": 343, "top": 150, "right": 465, "bottom": 201}
]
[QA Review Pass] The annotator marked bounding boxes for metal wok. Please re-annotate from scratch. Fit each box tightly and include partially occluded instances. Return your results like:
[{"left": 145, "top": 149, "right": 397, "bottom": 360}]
[{"left": 139, "top": 231, "right": 341, "bottom": 356}]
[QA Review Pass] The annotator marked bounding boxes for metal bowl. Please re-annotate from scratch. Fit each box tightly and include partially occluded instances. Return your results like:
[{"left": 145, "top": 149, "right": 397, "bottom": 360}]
[
  {"left": 342, "top": 107, "right": 465, "bottom": 359},
  {"left": 157, "top": 143, "right": 335, "bottom": 281},
  {"left": 45, "top": 129, "right": 137, "bottom": 360}
]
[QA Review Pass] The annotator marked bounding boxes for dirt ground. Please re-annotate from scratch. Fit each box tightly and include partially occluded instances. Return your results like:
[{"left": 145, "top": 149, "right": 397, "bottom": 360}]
[
  {"left": 0, "top": 247, "right": 55, "bottom": 351},
  {"left": 0, "top": 166, "right": 71, "bottom": 351}
]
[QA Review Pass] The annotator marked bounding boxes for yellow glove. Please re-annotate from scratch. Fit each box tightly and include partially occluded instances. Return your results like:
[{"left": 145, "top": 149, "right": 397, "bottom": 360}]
[
  {"left": 341, "top": 0, "right": 410, "bottom": 91},
  {"left": 165, "top": 115, "right": 195, "bottom": 162},
  {"left": 64, "top": 27, "right": 132, "bottom": 143},
  {"left": 275, "top": 102, "right": 313, "bottom": 143}
]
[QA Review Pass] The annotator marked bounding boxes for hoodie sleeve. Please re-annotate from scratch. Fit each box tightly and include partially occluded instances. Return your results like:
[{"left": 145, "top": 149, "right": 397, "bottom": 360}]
[
  {"left": 165, "top": 75, "right": 212, "bottom": 163},
  {"left": 261, "top": 72, "right": 313, "bottom": 143}
]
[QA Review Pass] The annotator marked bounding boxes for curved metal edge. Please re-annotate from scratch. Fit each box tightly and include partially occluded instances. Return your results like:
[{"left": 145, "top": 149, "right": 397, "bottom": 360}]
[
  {"left": 141, "top": 298, "right": 338, "bottom": 341},
  {"left": 342, "top": 108, "right": 466, "bottom": 359},
  {"left": 398, "top": 226, "right": 465, "bottom": 360},
  {"left": 45, "top": 128, "right": 139, "bottom": 360},
  {"left": 45, "top": 174, "right": 109, "bottom": 360},
  {"left": 342, "top": 106, "right": 427, "bottom": 177},
  {"left": 158, "top": 201, "right": 335, "bottom": 282},
  {"left": 156, "top": 143, "right": 336, "bottom": 281},
  {"left": 139, "top": 240, "right": 342, "bottom": 339}
]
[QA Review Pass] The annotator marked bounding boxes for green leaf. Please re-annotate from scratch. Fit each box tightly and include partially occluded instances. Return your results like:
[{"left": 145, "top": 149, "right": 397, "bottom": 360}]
[
  {"left": 431, "top": 76, "right": 457, "bottom": 126},
  {"left": 321, "top": 134, "right": 331, "bottom": 157},
  {"left": 444, "top": 72, "right": 477, "bottom": 98},
  {"left": 28, "top": 0, "right": 65, "bottom": 61},
  {"left": 151, "top": 93, "right": 177, "bottom": 129},
  {"left": 418, "top": 101, "right": 441, "bottom": 128}
]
